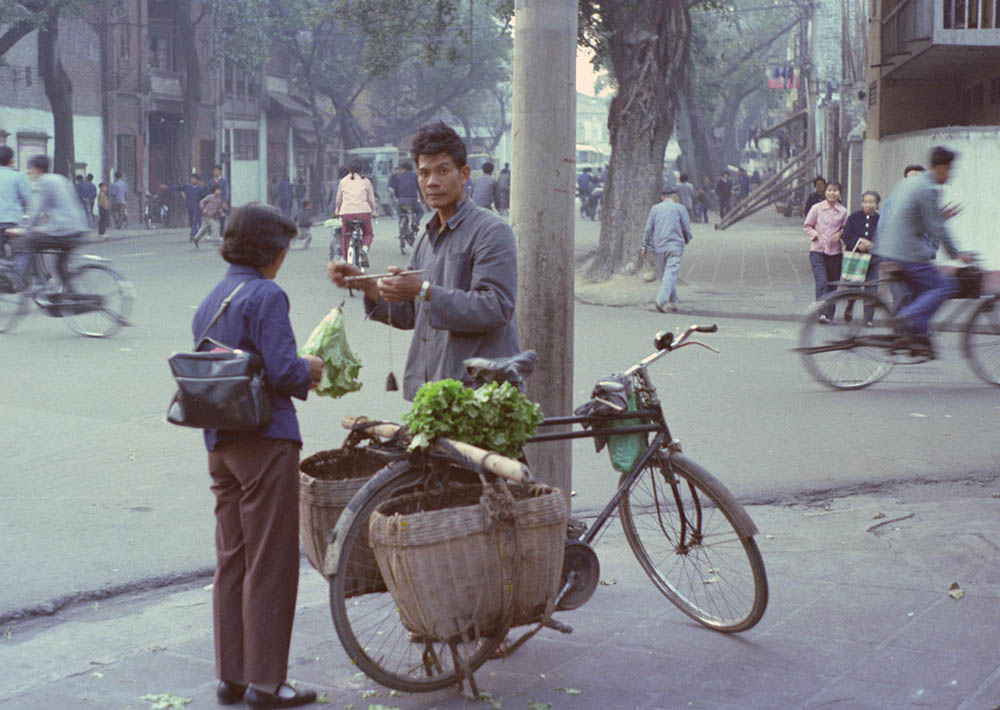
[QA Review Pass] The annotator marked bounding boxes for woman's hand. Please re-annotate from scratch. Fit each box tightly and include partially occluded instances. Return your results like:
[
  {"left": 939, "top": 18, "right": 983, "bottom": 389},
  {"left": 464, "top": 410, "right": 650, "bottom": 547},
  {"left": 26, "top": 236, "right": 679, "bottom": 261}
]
[
  {"left": 303, "top": 354, "right": 324, "bottom": 389},
  {"left": 855, "top": 238, "right": 873, "bottom": 252}
]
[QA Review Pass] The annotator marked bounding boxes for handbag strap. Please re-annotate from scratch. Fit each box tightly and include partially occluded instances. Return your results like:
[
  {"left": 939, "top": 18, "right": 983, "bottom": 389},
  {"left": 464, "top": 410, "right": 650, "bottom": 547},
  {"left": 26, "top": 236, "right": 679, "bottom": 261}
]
[{"left": 195, "top": 280, "right": 251, "bottom": 343}]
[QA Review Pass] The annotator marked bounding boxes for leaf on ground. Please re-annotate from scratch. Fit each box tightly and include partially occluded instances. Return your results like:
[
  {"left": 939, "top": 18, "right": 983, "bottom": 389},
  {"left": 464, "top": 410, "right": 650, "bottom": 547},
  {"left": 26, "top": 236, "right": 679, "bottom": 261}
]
[
  {"left": 702, "top": 575, "right": 720, "bottom": 584},
  {"left": 872, "top": 512, "right": 886, "bottom": 519},
  {"left": 316, "top": 691, "right": 330, "bottom": 704},
  {"left": 478, "top": 690, "right": 503, "bottom": 709},
  {"left": 948, "top": 582, "right": 964, "bottom": 600},
  {"left": 140, "top": 693, "right": 192, "bottom": 710},
  {"left": 367, "top": 705, "right": 401, "bottom": 710},
  {"left": 909, "top": 412, "right": 927, "bottom": 418},
  {"left": 3, "top": 628, "right": 11, "bottom": 640},
  {"left": 764, "top": 534, "right": 775, "bottom": 540},
  {"left": 527, "top": 702, "right": 553, "bottom": 710},
  {"left": 599, "top": 579, "right": 617, "bottom": 586},
  {"left": 360, "top": 689, "right": 379, "bottom": 698},
  {"left": 91, "top": 672, "right": 103, "bottom": 678},
  {"left": 556, "top": 686, "right": 582, "bottom": 695}
]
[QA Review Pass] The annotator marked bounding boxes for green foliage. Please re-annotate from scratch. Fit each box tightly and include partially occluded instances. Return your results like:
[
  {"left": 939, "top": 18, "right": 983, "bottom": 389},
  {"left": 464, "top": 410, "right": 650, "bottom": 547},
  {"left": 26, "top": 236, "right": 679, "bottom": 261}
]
[
  {"left": 140, "top": 693, "right": 192, "bottom": 710},
  {"left": 403, "top": 379, "right": 543, "bottom": 459}
]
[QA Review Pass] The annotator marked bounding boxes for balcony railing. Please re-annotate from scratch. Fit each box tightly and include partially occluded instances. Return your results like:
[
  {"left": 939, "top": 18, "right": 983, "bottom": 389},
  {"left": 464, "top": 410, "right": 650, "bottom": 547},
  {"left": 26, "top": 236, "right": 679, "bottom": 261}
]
[{"left": 883, "top": 0, "right": 1000, "bottom": 57}]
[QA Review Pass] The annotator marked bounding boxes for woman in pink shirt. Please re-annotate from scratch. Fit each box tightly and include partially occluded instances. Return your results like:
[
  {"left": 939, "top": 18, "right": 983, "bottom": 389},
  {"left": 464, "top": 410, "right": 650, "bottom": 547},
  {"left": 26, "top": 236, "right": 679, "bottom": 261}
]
[
  {"left": 335, "top": 160, "right": 376, "bottom": 267},
  {"left": 803, "top": 181, "right": 848, "bottom": 323}
]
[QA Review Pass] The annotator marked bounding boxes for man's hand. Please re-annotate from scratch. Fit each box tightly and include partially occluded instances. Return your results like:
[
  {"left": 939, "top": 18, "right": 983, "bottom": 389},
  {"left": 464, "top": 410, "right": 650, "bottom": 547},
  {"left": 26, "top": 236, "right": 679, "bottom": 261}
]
[
  {"left": 958, "top": 252, "right": 975, "bottom": 264},
  {"left": 942, "top": 202, "right": 963, "bottom": 220},
  {"left": 378, "top": 266, "right": 423, "bottom": 303},
  {"left": 328, "top": 261, "right": 379, "bottom": 301},
  {"left": 303, "top": 354, "right": 324, "bottom": 389}
]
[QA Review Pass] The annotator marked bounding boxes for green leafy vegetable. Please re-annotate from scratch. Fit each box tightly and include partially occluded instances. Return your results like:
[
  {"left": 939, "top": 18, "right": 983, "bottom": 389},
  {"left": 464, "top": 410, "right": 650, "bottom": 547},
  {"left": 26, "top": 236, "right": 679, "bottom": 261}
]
[
  {"left": 403, "top": 379, "right": 544, "bottom": 458},
  {"left": 298, "top": 307, "right": 363, "bottom": 398}
]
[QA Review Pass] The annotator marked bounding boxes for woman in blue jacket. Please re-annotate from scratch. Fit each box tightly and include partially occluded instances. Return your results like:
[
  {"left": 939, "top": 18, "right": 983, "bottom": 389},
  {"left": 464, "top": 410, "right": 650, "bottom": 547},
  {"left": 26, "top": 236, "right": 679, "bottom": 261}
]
[
  {"left": 841, "top": 190, "right": 881, "bottom": 326},
  {"left": 192, "top": 204, "right": 323, "bottom": 709}
]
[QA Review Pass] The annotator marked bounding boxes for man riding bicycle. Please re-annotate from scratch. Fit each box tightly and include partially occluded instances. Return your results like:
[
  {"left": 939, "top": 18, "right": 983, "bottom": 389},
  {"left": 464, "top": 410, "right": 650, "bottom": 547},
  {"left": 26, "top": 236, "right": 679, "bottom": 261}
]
[
  {"left": 873, "top": 146, "right": 974, "bottom": 357},
  {"left": 390, "top": 161, "right": 424, "bottom": 246},
  {"left": 0, "top": 146, "right": 31, "bottom": 259},
  {"left": 12, "top": 155, "right": 89, "bottom": 292}
]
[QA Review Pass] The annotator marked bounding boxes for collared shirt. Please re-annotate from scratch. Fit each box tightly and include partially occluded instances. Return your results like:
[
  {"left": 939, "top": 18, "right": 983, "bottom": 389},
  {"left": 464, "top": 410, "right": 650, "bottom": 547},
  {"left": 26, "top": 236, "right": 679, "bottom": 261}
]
[
  {"left": 873, "top": 172, "right": 958, "bottom": 263},
  {"left": 192, "top": 264, "right": 312, "bottom": 451},
  {"left": 336, "top": 176, "right": 374, "bottom": 215},
  {"left": 110, "top": 178, "right": 127, "bottom": 205},
  {"left": 803, "top": 200, "right": 847, "bottom": 255},
  {"left": 842, "top": 209, "right": 879, "bottom": 251},
  {"left": 468, "top": 175, "right": 498, "bottom": 210},
  {"left": 25, "top": 173, "right": 88, "bottom": 236},
  {"left": 642, "top": 199, "right": 692, "bottom": 253},
  {"left": 199, "top": 193, "right": 225, "bottom": 217},
  {"left": 0, "top": 165, "right": 31, "bottom": 225},
  {"left": 364, "top": 199, "right": 520, "bottom": 401},
  {"left": 676, "top": 181, "right": 694, "bottom": 211},
  {"left": 166, "top": 182, "right": 207, "bottom": 211},
  {"left": 393, "top": 170, "right": 420, "bottom": 200}
]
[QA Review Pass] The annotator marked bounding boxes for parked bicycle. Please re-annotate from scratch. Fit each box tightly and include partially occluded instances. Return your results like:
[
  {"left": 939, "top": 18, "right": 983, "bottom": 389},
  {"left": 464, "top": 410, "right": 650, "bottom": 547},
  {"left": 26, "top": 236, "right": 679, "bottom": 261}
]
[
  {"left": 326, "top": 324, "right": 768, "bottom": 693},
  {"left": 794, "top": 264, "right": 1000, "bottom": 389},
  {"left": 397, "top": 203, "right": 420, "bottom": 255},
  {"left": 142, "top": 191, "right": 168, "bottom": 229},
  {"left": 0, "top": 232, "right": 134, "bottom": 336}
]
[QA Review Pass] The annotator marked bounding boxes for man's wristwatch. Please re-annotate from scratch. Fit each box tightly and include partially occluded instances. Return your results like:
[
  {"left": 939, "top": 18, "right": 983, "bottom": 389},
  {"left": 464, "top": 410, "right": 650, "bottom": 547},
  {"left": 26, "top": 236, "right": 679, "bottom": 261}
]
[{"left": 418, "top": 280, "right": 431, "bottom": 302}]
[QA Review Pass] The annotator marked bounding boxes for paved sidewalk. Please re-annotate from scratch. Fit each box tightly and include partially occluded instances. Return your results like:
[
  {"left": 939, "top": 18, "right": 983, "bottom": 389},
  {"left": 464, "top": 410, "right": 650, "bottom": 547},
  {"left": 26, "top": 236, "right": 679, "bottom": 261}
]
[{"left": 2, "top": 480, "right": 998, "bottom": 710}]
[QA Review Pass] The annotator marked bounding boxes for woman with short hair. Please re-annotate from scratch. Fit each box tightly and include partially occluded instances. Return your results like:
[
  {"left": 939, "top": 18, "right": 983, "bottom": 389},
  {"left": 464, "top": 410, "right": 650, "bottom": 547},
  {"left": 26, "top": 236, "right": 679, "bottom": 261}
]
[{"left": 192, "top": 203, "right": 323, "bottom": 709}]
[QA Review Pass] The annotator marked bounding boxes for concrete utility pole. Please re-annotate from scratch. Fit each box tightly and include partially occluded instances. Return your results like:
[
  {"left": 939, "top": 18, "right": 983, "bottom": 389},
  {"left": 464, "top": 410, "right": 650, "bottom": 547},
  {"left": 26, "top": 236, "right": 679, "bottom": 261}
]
[{"left": 511, "top": 0, "right": 577, "bottom": 499}]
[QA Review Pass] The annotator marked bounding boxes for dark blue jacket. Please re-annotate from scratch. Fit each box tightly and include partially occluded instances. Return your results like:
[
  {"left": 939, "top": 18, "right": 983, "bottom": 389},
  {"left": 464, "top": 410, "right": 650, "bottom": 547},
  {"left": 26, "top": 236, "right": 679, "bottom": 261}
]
[
  {"left": 192, "top": 264, "right": 312, "bottom": 451},
  {"left": 277, "top": 180, "right": 294, "bottom": 206},
  {"left": 393, "top": 170, "right": 420, "bottom": 200},
  {"left": 842, "top": 209, "right": 879, "bottom": 251},
  {"left": 166, "top": 183, "right": 208, "bottom": 212}
]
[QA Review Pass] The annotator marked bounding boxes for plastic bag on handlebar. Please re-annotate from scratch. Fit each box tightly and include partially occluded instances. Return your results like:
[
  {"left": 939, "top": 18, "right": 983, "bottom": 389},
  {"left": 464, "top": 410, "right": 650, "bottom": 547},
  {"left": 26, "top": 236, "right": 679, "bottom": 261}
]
[{"left": 573, "top": 374, "right": 649, "bottom": 472}]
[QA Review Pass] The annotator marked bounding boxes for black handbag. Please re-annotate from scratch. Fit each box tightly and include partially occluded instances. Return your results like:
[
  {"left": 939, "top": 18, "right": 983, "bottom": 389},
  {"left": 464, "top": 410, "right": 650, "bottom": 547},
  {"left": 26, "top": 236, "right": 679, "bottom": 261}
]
[{"left": 166, "top": 281, "right": 272, "bottom": 431}]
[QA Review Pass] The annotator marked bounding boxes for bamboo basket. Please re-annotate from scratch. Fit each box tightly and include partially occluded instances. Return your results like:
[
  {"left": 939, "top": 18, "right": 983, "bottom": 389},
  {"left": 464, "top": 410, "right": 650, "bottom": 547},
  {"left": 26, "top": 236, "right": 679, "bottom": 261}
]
[
  {"left": 368, "top": 482, "right": 567, "bottom": 641},
  {"left": 299, "top": 445, "right": 402, "bottom": 577}
]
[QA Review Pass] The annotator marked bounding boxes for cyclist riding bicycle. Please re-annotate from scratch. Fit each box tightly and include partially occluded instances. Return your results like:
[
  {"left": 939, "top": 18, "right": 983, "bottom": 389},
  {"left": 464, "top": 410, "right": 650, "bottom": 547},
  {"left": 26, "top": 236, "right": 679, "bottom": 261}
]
[
  {"left": 335, "top": 160, "right": 375, "bottom": 268},
  {"left": 11, "top": 155, "right": 89, "bottom": 292},
  {"left": 390, "top": 161, "right": 424, "bottom": 235},
  {"left": 0, "top": 145, "right": 31, "bottom": 259},
  {"left": 873, "top": 145, "right": 974, "bottom": 357}
]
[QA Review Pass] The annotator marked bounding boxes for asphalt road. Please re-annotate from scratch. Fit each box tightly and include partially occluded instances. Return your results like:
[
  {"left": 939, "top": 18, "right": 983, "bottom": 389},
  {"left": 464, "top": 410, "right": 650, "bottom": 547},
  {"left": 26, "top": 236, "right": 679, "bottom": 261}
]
[{"left": 1, "top": 216, "right": 997, "bottom": 623}]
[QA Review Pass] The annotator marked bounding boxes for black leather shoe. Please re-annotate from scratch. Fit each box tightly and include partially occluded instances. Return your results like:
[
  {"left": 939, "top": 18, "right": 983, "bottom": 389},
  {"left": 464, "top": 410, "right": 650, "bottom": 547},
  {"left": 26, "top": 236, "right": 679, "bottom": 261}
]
[
  {"left": 245, "top": 683, "right": 317, "bottom": 708},
  {"left": 216, "top": 680, "right": 246, "bottom": 705}
]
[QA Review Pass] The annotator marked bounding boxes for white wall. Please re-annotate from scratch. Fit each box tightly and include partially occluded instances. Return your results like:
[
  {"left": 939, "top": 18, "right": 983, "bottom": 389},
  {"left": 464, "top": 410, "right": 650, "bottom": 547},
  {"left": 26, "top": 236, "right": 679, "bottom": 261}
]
[
  {"left": 862, "top": 126, "right": 1000, "bottom": 269},
  {"left": 225, "top": 119, "right": 263, "bottom": 207},
  {"left": 0, "top": 107, "right": 104, "bottom": 178}
]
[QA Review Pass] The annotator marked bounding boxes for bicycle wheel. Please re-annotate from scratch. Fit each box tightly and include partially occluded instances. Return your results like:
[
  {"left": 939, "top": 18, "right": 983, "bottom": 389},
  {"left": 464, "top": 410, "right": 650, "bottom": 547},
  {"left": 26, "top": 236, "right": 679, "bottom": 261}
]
[
  {"left": 619, "top": 454, "right": 768, "bottom": 632},
  {"left": 797, "top": 291, "right": 895, "bottom": 390},
  {"left": 0, "top": 267, "right": 29, "bottom": 333},
  {"left": 963, "top": 294, "right": 1000, "bottom": 386},
  {"left": 329, "top": 459, "right": 505, "bottom": 692},
  {"left": 63, "top": 264, "right": 134, "bottom": 337}
]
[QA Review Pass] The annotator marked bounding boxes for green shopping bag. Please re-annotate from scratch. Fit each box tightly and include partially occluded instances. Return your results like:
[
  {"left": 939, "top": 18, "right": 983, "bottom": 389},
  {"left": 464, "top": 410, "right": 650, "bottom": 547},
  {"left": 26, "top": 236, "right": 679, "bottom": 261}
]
[
  {"left": 840, "top": 243, "right": 871, "bottom": 284},
  {"left": 607, "top": 393, "right": 648, "bottom": 473}
]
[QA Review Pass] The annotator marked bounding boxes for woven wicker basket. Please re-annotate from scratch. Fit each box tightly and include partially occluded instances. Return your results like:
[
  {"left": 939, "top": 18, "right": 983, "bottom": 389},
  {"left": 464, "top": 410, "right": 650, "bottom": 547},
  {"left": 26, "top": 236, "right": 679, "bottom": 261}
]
[
  {"left": 368, "top": 483, "right": 567, "bottom": 641},
  {"left": 299, "top": 445, "right": 401, "bottom": 577}
]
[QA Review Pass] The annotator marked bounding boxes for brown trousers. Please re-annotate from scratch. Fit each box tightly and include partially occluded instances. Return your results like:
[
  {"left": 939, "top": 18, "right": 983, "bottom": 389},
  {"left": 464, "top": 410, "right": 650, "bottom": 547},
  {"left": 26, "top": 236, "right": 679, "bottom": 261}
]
[{"left": 208, "top": 438, "right": 301, "bottom": 687}]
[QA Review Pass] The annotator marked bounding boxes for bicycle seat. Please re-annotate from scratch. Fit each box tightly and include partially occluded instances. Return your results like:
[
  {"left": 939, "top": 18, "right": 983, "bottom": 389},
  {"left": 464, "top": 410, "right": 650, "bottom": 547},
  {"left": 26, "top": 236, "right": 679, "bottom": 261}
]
[{"left": 464, "top": 350, "right": 537, "bottom": 386}]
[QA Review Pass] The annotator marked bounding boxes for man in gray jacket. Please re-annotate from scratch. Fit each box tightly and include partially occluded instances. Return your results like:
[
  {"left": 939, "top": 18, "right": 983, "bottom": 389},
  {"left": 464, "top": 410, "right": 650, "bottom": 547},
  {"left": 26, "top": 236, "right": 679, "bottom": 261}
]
[
  {"left": 641, "top": 187, "right": 692, "bottom": 313},
  {"left": 874, "top": 146, "right": 973, "bottom": 355}
]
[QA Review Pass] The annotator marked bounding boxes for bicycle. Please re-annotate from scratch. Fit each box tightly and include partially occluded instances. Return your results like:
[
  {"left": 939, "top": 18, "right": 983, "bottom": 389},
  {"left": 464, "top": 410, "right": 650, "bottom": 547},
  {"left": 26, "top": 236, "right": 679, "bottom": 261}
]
[
  {"left": 339, "top": 218, "right": 367, "bottom": 297},
  {"left": 397, "top": 203, "right": 420, "bottom": 255},
  {"left": 794, "top": 264, "right": 1000, "bottom": 389},
  {"left": 0, "top": 233, "right": 134, "bottom": 336},
  {"left": 326, "top": 324, "right": 768, "bottom": 693},
  {"left": 142, "top": 192, "right": 168, "bottom": 229}
]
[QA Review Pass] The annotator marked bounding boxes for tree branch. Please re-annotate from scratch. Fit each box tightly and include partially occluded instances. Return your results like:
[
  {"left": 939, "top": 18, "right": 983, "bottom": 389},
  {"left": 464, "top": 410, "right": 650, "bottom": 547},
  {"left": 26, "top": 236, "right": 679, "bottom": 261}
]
[
  {"left": 0, "top": 21, "right": 35, "bottom": 58},
  {"left": 723, "top": 16, "right": 798, "bottom": 75}
]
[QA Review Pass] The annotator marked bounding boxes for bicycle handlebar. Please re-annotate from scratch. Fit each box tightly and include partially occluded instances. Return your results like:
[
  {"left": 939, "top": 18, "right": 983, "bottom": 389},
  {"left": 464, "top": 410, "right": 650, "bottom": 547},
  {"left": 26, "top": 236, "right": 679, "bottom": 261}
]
[{"left": 627, "top": 324, "right": 719, "bottom": 375}]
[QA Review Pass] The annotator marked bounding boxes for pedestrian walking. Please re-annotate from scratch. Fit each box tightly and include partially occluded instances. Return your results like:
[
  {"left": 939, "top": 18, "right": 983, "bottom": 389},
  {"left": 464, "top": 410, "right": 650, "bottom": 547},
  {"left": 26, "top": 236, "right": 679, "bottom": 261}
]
[
  {"left": 97, "top": 182, "right": 111, "bottom": 237},
  {"left": 81, "top": 174, "right": 97, "bottom": 228},
  {"left": 803, "top": 180, "right": 847, "bottom": 323},
  {"left": 277, "top": 176, "right": 294, "bottom": 218},
  {"left": 193, "top": 186, "right": 226, "bottom": 247},
  {"left": 694, "top": 186, "right": 710, "bottom": 224},
  {"left": 715, "top": 171, "right": 732, "bottom": 219},
  {"left": 641, "top": 186, "right": 693, "bottom": 313},
  {"left": 468, "top": 161, "right": 500, "bottom": 211},
  {"left": 111, "top": 171, "right": 128, "bottom": 229},
  {"left": 294, "top": 177, "right": 306, "bottom": 213},
  {"left": 676, "top": 173, "right": 694, "bottom": 220},
  {"left": 208, "top": 165, "right": 230, "bottom": 235},
  {"left": 577, "top": 167, "right": 594, "bottom": 208},
  {"left": 841, "top": 190, "right": 881, "bottom": 326},
  {"left": 496, "top": 163, "right": 511, "bottom": 214},
  {"left": 192, "top": 203, "right": 323, "bottom": 709},
  {"left": 803, "top": 176, "right": 827, "bottom": 218},
  {"left": 736, "top": 167, "right": 750, "bottom": 203},
  {"left": 328, "top": 120, "right": 521, "bottom": 401},
  {"left": 163, "top": 174, "right": 208, "bottom": 239}
]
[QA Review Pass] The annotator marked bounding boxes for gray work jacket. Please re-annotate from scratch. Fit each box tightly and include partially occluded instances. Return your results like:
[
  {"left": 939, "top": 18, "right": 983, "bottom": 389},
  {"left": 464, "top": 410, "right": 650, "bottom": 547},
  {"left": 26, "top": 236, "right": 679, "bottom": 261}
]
[{"left": 365, "top": 199, "right": 521, "bottom": 401}]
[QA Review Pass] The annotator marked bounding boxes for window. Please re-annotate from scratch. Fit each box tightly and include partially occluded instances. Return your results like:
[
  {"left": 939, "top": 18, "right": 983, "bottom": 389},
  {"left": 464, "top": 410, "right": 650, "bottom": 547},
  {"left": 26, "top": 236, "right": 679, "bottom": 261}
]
[
  {"left": 224, "top": 63, "right": 234, "bottom": 94},
  {"left": 991, "top": 76, "right": 1000, "bottom": 104},
  {"left": 236, "top": 67, "right": 245, "bottom": 98},
  {"left": 972, "top": 82, "right": 984, "bottom": 110},
  {"left": 233, "top": 129, "right": 258, "bottom": 160}
]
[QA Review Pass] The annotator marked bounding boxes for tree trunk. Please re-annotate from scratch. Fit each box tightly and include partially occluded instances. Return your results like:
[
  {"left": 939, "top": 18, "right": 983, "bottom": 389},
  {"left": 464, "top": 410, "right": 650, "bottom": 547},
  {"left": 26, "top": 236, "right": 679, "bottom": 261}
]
[
  {"left": 586, "top": 0, "right": 691, "bottom": 280},
  {"left": 679, "top": 85, "right": 717, "bottom": 189},
  {"left": 172, "top": 0, "right": 201, "bottom": 226},
  {"left": 38, "top": 11, "right": 75, "bottom": 178}
]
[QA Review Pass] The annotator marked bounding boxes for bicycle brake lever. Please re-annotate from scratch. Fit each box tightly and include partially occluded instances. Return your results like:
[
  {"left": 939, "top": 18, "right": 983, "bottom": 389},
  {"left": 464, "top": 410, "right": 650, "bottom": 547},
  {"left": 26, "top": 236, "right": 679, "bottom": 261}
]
[{"left": 674, "top": 340, "right": 720, "bottom": 354}]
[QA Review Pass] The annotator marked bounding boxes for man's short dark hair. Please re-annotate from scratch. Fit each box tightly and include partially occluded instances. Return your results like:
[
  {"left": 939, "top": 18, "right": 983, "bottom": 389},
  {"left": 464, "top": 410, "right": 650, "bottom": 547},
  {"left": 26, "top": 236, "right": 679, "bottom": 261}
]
[
  {"left": 221, "top": 204, "right": 296, "bottom": 268},
  {"left": 114, "top": 171, "right": 122, "bottom": 179},
  {"left": 410, "top": 121, "right": 467, "bottom": 169},
  {"left": 679, "top": 173, "right": 689, "bottom": 182},
  {"left": 28, "top": 155, "right": 50, "bottom": 173},
  {"left": 903, "top": 163, "right": 926, "bottom": 176},
  {"left": 86, "top": 173, "right": 94, "bottom": 181},
  {"left": 930, "top": 146, "right": 956, "bottom": 168},
  {"left": 0, "top": 146, "right": 13, "bottom": 166},
  {"left": 75, "top": 174, "right": 83, "bottom": 181},
  {"left": 191, "top": 173, "right": 201, "bottom": 181},
  {"left": 214, "top": 164, "right": 222, "bottom": 171},
  {"left": 482, "top": 162, "right": 494, "bottom": 175},
  {"left": 813, "top": 175, "right": 826, "bottom": 188},
  {"left": 401, "top": 161, "right": 413, "bottom": 171}
]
